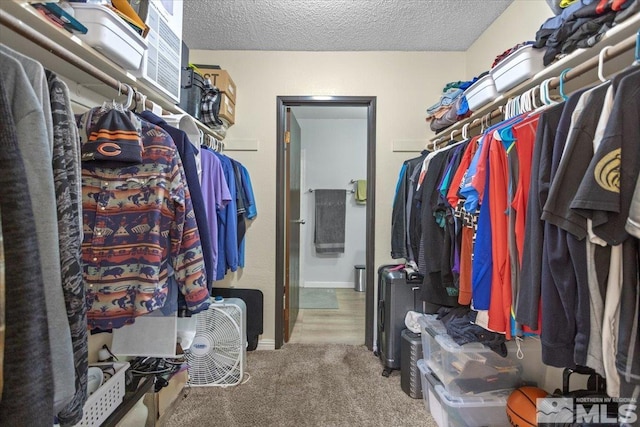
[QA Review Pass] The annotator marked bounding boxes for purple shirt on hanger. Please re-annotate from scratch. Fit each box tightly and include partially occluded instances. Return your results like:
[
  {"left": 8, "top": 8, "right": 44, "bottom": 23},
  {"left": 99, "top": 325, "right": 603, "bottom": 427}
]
[{"left": 200, "top": 148, "right": 231, "bottom": 277}]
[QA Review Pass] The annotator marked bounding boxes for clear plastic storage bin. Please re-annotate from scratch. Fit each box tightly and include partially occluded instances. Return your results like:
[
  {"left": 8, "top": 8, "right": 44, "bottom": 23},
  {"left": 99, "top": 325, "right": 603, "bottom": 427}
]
[
  {"left": 418, "top": 314, "right": 447, "bottom": 361},
  {"left": 426, "top": 333, "right": 521, "bottom": 397},
  {"left": 434, "top": 383, "right": 512, "bottom": 427}
]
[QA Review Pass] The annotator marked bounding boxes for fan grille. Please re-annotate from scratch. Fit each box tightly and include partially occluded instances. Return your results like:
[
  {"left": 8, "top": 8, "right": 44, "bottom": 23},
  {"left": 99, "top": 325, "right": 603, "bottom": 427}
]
[{"left": 186, "top": 303, "right": 243, "bottom": 386}]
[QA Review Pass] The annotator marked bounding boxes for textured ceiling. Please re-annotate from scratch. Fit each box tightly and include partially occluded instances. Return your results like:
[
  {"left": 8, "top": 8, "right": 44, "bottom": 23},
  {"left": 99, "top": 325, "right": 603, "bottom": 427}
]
[{"left": 183, "top": 0, "right": 515, "bottom": 51}]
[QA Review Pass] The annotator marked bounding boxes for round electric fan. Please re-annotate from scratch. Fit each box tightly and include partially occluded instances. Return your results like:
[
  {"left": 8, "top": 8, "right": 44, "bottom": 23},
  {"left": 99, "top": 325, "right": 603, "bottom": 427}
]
[{"left": 185, "top": 297, "right": 246, "bottom": 387}]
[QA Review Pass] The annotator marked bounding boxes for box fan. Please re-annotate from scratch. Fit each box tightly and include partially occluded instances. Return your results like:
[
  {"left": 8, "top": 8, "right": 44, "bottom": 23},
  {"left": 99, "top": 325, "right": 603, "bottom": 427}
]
[{"left": 185, "top": 297, "right": 246, "bottom": 386}]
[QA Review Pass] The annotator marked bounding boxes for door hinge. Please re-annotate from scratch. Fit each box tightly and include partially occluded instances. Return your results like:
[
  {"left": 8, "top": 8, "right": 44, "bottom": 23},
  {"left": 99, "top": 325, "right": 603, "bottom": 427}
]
[{"left": 284, "top": 131, "right": 290, "bottom": 144}]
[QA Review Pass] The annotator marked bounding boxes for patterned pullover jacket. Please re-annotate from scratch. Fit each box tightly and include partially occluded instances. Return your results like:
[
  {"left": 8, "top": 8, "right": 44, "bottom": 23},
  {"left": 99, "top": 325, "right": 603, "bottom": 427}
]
[{"left": 77, "top": 108, "right": 209, "bottom": 330}]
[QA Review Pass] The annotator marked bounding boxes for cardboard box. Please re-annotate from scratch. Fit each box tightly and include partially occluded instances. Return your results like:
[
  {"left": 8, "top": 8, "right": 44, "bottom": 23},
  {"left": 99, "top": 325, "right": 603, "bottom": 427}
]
[
  {"left": 218, "top": 92, "right": 235, "bottom": 125},
  {"left": 194, "top": 66, "right": 237, "bottom": 103}
]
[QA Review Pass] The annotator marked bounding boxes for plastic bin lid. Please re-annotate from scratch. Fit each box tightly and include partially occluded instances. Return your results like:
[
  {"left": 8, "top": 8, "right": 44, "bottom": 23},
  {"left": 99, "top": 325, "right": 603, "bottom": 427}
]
[
  {"left": 463, "top": 73, "right": 495, "bottom": 94},
  {"left": 418, "top": 359, "right": 443, "bottom": 388},
  {"left": 434, "top": 333, "right": 491, "bottom": 353},
  {"left": 434, "top": 384, "right": 510, "bottom": 406},
  {"left": 417, "top": 315, "right": 448, "bottom": 336},
  {"left": 355, "top": 264, "right": 365, "bottom": 269}
]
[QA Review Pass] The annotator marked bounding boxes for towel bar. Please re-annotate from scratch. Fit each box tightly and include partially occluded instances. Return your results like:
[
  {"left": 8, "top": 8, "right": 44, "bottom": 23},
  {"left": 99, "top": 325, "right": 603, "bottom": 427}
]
[{"left": 308, "top": 188, "right": 356, "bottom": 193}]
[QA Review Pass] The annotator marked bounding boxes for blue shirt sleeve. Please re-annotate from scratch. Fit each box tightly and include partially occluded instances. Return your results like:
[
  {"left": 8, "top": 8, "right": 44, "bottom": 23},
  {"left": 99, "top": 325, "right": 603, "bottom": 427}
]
[
  {"left": 471, "top": 163, "right": 493, "bottom": 310},
  {"left": 214, "top": 153, "right": 238, "bottom": 280},
  {"left": 241, "top": 164, "right": 257, "bottom": 219}
]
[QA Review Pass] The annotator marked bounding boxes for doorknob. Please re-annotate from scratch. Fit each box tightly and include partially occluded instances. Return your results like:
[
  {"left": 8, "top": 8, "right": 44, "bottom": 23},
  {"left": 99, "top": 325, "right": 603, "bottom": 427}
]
[{"left": 291, "top": 219, "right": 306, "bottom": 224}]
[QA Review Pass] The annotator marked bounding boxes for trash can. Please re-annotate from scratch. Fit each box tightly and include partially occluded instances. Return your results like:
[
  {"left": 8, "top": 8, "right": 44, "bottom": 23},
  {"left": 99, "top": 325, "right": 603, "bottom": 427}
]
[{"left": 354, "top": 265, "right": 366, "bottom": 292}]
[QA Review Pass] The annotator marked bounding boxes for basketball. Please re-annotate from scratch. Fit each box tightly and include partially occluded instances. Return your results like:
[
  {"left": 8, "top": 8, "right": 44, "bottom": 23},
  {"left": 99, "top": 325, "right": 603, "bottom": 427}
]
[{"left": 506, "top": 386, "right": 549, "bottom": 427}]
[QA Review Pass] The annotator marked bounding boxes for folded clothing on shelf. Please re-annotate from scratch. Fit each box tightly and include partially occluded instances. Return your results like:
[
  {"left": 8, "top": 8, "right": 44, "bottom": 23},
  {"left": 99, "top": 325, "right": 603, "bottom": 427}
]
[
  {"left": 426, "top": 88, "right": 463, "bottom": 117},
  {"left": 428, "top": 96, "right": 472, "bottom": 133},
  {"left": 534, "top": 0, "right": 636, "bottom": 65}
]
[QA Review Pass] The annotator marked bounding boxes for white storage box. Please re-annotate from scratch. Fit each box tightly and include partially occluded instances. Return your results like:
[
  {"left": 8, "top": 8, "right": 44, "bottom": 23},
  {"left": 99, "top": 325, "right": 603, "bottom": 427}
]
[
  {"left": 434, "top": 383, "right": 511, "bottom": 427},
  {"left": 418, "top": 314, "right": 447, "bottom": 361},
  {"left": 464, "top": 74, "right": 499, "bottom": 111},
  {"left": 70, "top": 4, "right": 147, "bottom": 71},
  {"left": 426, "top": 333, "right": 521, "bottom": 397},
  {"left": 75, "top": 362, "right": 130, "bottom": 426},
  {"left": 134, "top": 0, "right": 183, "bottom": 102},
  {"left": 490, "top": 45, "right": 545, "bottom": 93}
]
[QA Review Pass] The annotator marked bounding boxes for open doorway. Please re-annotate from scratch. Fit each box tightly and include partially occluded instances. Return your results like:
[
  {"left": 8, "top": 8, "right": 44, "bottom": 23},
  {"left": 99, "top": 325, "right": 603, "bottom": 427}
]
[
  {"left": 288, "top": 106, "right": 367, "bottom": 344},
  {"left": 275, "top": 96, "right": 377, "bottom": 349}
]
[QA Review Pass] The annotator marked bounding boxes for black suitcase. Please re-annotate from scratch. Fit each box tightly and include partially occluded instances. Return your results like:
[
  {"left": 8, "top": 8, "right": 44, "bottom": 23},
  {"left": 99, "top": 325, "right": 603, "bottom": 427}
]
[
  {"left": 376, "top": 264, "right": 422, "bottom": 377},
  {"left": 401, "top": 329, "right": 423, "bottom": 399}
]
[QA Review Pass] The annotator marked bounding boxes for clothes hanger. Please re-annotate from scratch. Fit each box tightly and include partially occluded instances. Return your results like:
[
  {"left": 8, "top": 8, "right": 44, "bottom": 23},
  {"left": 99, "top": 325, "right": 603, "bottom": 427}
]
[
  {"left": 504, "top": 97, "right": 512, "bottom": 120},
  {"left": 119, "top": 83, "right": 134, "bottom": 110},
  {"left": 461, "top": 122, "right": 470, "bottom": 140},
  {"left": 101, "top": 81, "right": 125, "bottom": 113},
  {"left": 558, "top": 68, "right": 571, "bottom": 100},
  {"left": 529, "top": 86, "right": 540, "bottom": 110},
  {"left": 634, "top": 30, "right": 639, "bottom": 65},
  {"left": 527, "top": 77, "right": 556, "bottom": 117},
  {"left": 130, "top": 88, "right": 138, "bottom": 112},
  {"left": 483, "top": 112, "right": 492, "bottom": 131},
  {"left": 428, "top": 137, "right": 441, "bottom": 152},
  {"left": 137, "top": 91, "right": 148, "bottom": 113},
  {"left": 449, "top": 130, "right": 457, "bottom": 143},
  {"left": 598, "top": 46, "right": 613, "bottom": 82},
  {"left": 520, "top": 89, "right": 532, "bottom": 114},
  {"left": 198, "top": 129, "right": 205, "bottom": 147}
]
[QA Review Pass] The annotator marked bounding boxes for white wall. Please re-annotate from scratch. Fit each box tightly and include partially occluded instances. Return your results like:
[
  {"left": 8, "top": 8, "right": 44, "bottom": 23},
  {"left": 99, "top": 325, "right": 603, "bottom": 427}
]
[
  {"left": 189, "top": 50, "right": 468, "bottom": 345},
  {"left": 465, "top": 0, "right": 553, "bottom": 78},
  {"left": 189, "top": 1, "right": 556, "bottom": 347},
  {"left": 297, "top": 117, "right": 367, "bottom": 288}
]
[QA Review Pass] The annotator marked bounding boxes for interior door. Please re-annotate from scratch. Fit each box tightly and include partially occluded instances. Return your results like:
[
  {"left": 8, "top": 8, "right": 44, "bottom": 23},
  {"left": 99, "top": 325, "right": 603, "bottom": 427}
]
[{"left": 284, "top": 108, "right": 302, "bottom": 342}]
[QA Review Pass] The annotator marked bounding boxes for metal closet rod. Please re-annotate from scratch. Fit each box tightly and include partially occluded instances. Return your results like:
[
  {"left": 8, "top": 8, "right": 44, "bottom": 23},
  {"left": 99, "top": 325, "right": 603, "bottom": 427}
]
[{"left": 434, "top": 33, "right": 637, "bottom": 142}]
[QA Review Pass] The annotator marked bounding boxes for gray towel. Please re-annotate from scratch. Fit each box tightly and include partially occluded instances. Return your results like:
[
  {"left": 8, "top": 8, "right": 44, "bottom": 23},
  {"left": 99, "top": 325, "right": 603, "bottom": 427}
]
[{"left": 314, "top": 189, "right": 346, "bottom": 253}]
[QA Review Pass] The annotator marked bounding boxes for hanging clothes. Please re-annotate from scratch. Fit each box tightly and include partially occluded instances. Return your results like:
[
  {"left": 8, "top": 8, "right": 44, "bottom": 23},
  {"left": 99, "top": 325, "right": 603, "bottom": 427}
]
[
  {"left": 139, "top": 110, "right": 215, "bottom": 292},
  {"left": 0, "top": 49, "right": 75, "bottom": 416},
  {"left": 0, "top": 78, "right": 54, "bottom": 427},
  {"left": 571, "top": 69, "right": 640, "bottom": 395},
  {"left": 391, "top": 152, "right": 428, "bottom": 261},
  {"left": 237, "top": 162, "right": 257, "bottom": 268},
  {"left": 447, "top": 136, "right": 481, "bottom": 305},
  {"left": 77, "top": 107, "right": 210, "bottom": 330},
  {"left": 200, "top": 147, "right": 231, "bottom": 276},
  {"left": 516, "top": 103, "right": 564, "bottom": 331},
  {"left": 47, "top": 71, "right": 88, "bottom": 426}
]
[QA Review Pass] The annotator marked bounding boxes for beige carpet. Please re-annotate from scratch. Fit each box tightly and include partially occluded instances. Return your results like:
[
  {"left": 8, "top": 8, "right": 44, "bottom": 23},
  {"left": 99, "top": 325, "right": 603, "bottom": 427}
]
[{"left": 166, "top": 344, "right": 436, "bottom": 427}]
